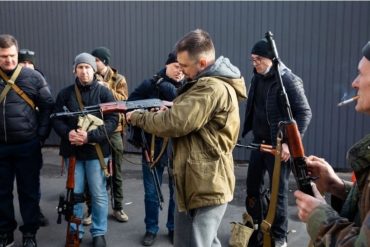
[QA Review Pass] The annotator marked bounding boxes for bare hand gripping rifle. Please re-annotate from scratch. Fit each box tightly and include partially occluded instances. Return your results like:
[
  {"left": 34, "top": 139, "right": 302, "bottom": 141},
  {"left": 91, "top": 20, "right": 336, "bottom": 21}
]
[
  {"left": 265, "top": 31, "right": 314, "bottom": 196},
  {"left": 50, "top": 98, "right": 173, "bottom": 119},
  {"left": 52, "top": 98, "right": 170, "bottom": 213}
]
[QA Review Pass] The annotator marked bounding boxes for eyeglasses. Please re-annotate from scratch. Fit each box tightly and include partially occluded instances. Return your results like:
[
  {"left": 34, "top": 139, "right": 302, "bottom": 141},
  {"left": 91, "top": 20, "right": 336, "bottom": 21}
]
[
  {"left": 250, "top": 56, "right": 264, "bottom": 65},
  {"left": 19, "top": 49, "right": 35, "bottom": 56}
]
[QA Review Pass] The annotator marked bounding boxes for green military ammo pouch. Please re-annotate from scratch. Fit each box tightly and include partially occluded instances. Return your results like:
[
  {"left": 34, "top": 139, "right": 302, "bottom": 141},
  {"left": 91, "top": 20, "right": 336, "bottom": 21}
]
[{"left": 229, "top": 212, "right": 254, "bottom": 247}]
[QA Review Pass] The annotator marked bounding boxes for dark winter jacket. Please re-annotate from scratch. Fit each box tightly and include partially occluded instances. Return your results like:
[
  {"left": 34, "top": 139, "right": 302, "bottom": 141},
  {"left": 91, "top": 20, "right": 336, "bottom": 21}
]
[
  {"left": 0, "top": 67, "right": 54, "bottom": 144},
  {"left": 242, "top": 64, "right": 312, "bottom": 145},
  {"left": 128, "top": 68, "right": 182, "bottom": 101},
  {"left": 127, "top": 68, "right": 184, "bottom": 162},
  {"left": 52, "top": 79, "right": 118, "bottom": 160}
]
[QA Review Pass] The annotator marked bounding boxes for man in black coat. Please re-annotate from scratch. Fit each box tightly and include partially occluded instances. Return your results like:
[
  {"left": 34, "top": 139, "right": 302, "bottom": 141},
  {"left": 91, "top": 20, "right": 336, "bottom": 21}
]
[
  {"left": 242, "top": 38, "right": 312, "bottom": 247},
  {"left": 0, "top": 34, "right": 54, "bottom": 247},
  {"left": 52, "top": 53, "right": 118, "bottom": 247},
  {"left": 128, "top": 52, "right": 184, "bottom": 246}
]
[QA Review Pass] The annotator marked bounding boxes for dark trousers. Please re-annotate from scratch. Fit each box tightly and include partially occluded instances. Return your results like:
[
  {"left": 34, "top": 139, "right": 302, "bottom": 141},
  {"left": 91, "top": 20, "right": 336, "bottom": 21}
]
[
  {"left": 142, "top": 156, "right": 175, "bottom": 234},
  {"left": 246, "top": 149, "right": 291, "bottom": 245},
  {"left": 0, "top": 139, "right": 42, "bottom": 234},
  {"left": 110, "top": 132, "right": 124, "bottom": 210}
]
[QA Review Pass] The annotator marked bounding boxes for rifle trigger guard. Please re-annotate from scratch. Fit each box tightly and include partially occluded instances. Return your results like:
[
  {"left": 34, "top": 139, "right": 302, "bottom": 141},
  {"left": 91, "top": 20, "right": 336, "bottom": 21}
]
[{"left": 277, "top": 129, "right": 284, "bottom": 140}]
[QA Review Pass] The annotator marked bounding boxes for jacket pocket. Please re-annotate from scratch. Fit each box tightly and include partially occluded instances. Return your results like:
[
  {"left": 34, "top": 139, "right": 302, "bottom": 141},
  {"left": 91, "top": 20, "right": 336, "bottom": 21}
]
[{"left": 185, "top": 151, "right": 233, "bottom": 208}]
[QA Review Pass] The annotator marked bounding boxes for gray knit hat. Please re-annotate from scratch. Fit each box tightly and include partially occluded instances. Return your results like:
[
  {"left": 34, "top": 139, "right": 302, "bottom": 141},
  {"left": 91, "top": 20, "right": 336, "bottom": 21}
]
[
  {"left": 74, "top": 52, "right": 97, "bottom": 71},
  {"left": 362, "top": 41, "right": 370, "bottom": 61}
]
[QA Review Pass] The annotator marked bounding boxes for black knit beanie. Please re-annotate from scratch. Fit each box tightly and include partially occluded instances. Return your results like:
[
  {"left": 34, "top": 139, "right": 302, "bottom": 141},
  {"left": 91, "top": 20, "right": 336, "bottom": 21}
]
[
  {"left": 18, "top": 49, "right": 36, "bottom": 66},
  {"left": 165, "top": 52, "right": 177, "bottom": 65},
  {"left": 91, "top": 47, "right": 111, "bottom": 66},
  {"left": 251, "top": 39, "right": 274, "bottom": 59},
  {"left": 362, "top": 41, "right": 370, "bottom": 61}
]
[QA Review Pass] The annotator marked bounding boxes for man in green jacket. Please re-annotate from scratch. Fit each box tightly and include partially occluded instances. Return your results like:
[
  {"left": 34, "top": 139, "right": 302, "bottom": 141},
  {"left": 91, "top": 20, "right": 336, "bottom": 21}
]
[
  {"left": 294, "top": 41, "right": 370, "bottom": 246},
  {"left": 126, "top": 29, "right": 247, "bottom": 247}
]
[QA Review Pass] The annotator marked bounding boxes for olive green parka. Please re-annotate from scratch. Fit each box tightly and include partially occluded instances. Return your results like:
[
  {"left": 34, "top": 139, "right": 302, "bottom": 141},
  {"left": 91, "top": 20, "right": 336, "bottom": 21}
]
[{"left": 130, "top": 56, "right": 247, "bottom": 211}]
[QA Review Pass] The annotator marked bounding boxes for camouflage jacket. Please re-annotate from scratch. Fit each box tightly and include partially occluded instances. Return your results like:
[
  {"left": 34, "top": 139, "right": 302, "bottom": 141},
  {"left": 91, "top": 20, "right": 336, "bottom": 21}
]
[
  {"left": 96, "top": 66, "right": 128, "bottom": 132},
  {"left": 307, "top": 133, "right": 370, "bottom": 246}
]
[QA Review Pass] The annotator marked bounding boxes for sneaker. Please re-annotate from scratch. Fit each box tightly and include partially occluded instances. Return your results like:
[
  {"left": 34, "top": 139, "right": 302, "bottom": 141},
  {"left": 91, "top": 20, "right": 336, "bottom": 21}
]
[
  {"left": 0, "top": 232, "right": 14, "bottom": 247},
  {"left": 141, "top": 232, "right": 156, "bottom": 246},
  {"left": 83, "top": 213, "right": 92, "bottom": 226},
  {"left": 38, "top": 210, "right": 49, "bottom": 227},
  {"left": 275, "top": 239, "right": 287, "bottom": 247},
  {"left": 22, "top": 233, "right": 37, "bottom": 247},
  {"left": 113, "top": 209, "right": 128, "bottom": 222},
  {"left": 93, "top": 235, "right": 106, "bottom": 247},
  {"left": 168, "top": 230, "right": 174, "bottom": 244}
]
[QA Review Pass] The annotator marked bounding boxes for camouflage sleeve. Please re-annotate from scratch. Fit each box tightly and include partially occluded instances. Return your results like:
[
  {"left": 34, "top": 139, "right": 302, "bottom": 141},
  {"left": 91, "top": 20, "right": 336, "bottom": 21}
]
[
  {"left": 307, "top": 204, "right": 369, "bottom": 246},
  {"left": 111, "top": 75, "right": 128, "bottom": 101}
]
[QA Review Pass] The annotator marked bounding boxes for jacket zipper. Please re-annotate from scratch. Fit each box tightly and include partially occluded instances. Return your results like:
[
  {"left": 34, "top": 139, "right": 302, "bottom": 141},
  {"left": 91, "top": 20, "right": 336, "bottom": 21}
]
[{"left": 2, "top": 96, "right": 7, "bottom": 143}]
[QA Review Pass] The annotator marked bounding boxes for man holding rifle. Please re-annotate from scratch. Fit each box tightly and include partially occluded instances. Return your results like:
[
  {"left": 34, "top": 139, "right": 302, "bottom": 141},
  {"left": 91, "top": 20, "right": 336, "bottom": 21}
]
[
  {"left": 294, "top": 42, "right": 370, "bottom": 246},
  {"left": 126, "top": 29, "right": 247, "bottom": 247},
  {"left": 242, "top": 38, "right": 312, "bottom": 247},
  {"left": 127, "top": 51, "right": 184, "bottom": 246},
  {"left": 52, "top": 53, "right": 118, "bottom": 247}
]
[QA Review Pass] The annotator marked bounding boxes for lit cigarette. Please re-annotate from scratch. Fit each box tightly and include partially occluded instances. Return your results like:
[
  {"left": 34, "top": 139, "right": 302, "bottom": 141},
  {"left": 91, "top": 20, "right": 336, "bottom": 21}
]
[{"left": 337, "top": 95, "right": 360, "bottom": 107}]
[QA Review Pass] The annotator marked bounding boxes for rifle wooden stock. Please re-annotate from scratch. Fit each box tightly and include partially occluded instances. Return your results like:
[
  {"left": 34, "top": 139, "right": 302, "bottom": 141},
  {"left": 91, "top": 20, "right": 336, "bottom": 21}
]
[
  {"left": 56, "top": 156, "right": 81, "bottom": 247},
  {"left": 285, "top": 122, "right": 305, "bottom": 157},
  {"left": 66, "top": 216, "right": 81, "bottom": 247},
  {"left": 65, "top": 156, "right": 80, "bottom": 247},
  {"left": 66, "top": 156, "right": 76, "bottom": 190},
  {"left": 284, "top": 121, "right": 314, "bottom": 196}
]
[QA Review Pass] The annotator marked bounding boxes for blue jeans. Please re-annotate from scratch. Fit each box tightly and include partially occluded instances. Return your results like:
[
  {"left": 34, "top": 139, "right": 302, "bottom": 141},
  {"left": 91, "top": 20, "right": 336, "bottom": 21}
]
[
  {"left": 0, "top": 139, "right": 42, "bottom": 235},
  {"left": 68, "top": 158, "right": 108, "bottom": 238},
  {"left": 142, "top": 156, "right": 175, "bottom": 234},
  {"left": 246, "top": 150, "right": 291, "bottom": 243}
]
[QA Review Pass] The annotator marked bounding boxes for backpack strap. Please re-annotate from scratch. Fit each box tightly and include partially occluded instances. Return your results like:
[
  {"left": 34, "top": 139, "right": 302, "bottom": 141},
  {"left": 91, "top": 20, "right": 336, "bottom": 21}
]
[
  {"left": 0, "top": 65, "right": 35, "bottom": 109},
  {"left": 74, "top": 84, "right": 110, "bottom": 177}
]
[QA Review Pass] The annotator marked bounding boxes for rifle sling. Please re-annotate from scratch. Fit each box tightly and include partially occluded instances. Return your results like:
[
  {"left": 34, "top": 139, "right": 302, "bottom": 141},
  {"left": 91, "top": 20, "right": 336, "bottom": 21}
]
[
  {"left": 261, "top": 132, "right": 283, "bottom": 247},
  {"left": 148, "top": 133, "right": 169, "bottom": 169},
  {"left": 0, "top": 65, "right": 35, "bottom": 109},
  {"left": 74, "top": 84, "right": 110, "bottom": 177}
]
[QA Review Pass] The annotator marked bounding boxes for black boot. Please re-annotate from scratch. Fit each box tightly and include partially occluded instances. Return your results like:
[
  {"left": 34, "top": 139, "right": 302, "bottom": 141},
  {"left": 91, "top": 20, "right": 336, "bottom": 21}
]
[
  {"left": 22, "top": 233, "right": 37, "bottom": 247},
  {"left": 93, "top": 235, "right": 106, "bottom": 247}
]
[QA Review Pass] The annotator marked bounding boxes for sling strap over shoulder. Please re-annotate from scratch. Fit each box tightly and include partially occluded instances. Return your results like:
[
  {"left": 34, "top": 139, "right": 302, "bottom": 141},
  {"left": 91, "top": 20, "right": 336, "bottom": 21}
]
[
  {"left": 74, "top": 84, "right": 110, "bottom": 177},
  {"left": 0, "top": 65, "right": 35, "bottom": 109}
]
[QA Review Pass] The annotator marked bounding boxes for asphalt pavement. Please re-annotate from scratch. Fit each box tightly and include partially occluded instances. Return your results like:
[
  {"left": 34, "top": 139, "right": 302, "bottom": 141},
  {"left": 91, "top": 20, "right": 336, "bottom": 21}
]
[{"left": 9, "top": 147, "right": 351, "bottom": 246}]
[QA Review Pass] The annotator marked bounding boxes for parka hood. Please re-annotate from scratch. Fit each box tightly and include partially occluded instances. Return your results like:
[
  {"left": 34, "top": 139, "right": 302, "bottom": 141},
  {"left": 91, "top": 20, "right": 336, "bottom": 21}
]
[{"left": 196, "top": 56, "right": 247, "bottom": 101}]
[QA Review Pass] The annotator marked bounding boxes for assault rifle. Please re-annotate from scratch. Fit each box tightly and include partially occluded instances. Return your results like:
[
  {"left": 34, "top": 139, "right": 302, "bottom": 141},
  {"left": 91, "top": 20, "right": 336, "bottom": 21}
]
[
  {"left": 265, "top": 31, "right": 314, "bottom": 196},
  {"left": 236, "top": 143, "right": 277, "bottom": 156},
  {"left": 50, "top": 98, "right": 173, "bottom": 118},
  {"left": 57, "top": 156, "right": 82, "bottom": 247}
]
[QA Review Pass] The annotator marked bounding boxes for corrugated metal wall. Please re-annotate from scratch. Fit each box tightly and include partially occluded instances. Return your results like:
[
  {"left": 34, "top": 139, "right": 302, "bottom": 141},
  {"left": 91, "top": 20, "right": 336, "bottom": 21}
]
[{"left": 1, "top": 1, "right": 369, "bottom": 170}]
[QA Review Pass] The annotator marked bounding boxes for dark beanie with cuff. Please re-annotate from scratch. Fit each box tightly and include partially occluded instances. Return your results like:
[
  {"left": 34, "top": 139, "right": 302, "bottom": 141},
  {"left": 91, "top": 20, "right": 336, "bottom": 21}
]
[
  {"left": 91, "top": 47, "right": 111, "bottom": 66},
  {"left": 18, "top": 49, "right": 36, "bottom": 66},
  {"left": 251, "top": 39, "right": 275, "bottom": 60},
  {"left": 362, "top": 41, "right": 370, "bottom": 61},
  {"left": 74, "top": 53, "right": 97, "bottom": 71},
  {"left": 165, "top": 52, "right": 178, "bottom": 65}
]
